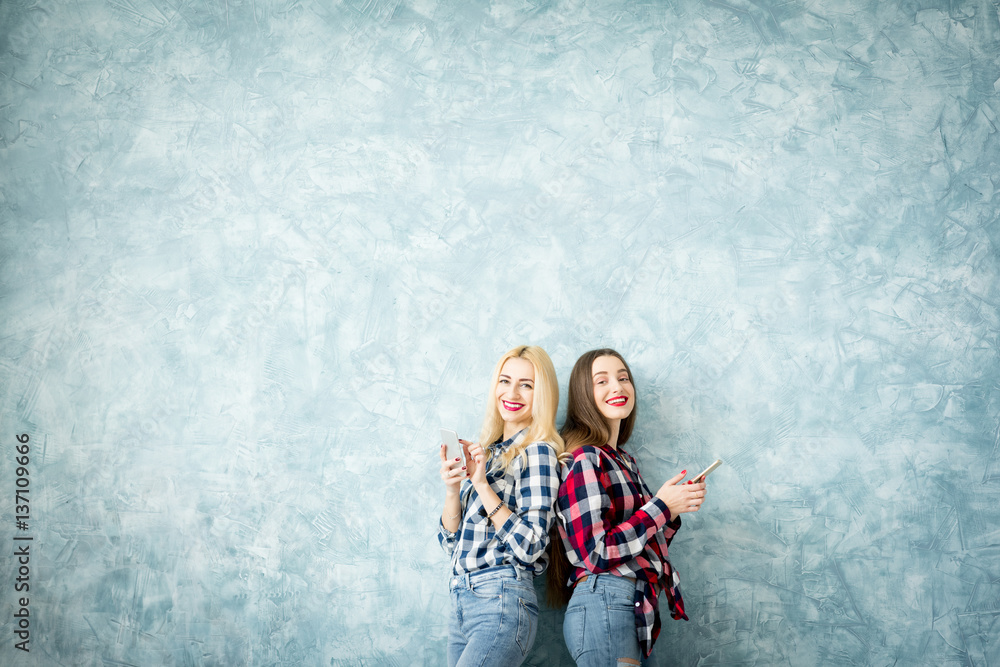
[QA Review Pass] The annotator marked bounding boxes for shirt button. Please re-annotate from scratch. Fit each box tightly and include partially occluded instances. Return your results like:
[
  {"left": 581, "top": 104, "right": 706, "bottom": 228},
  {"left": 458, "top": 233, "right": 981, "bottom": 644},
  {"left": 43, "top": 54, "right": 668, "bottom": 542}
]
[{"left": 635, "top": 602, "right": 640, "bottom": 607}]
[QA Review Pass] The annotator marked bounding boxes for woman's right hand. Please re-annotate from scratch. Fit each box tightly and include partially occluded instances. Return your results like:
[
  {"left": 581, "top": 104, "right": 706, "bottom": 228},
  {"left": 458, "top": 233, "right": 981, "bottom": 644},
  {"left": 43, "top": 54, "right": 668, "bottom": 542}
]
[
  {"left": 655, "top": 471, "right": 706, "bottom": 518},
  {"left": 439, "top": 444, "right": 468, "bottom": 494}
]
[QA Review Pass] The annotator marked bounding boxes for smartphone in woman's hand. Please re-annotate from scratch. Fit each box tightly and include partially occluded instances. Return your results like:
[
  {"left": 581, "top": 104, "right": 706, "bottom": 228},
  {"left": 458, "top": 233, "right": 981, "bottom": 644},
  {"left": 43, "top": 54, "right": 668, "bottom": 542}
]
[
  {"left": 441, "top": 428, "right": 464, "bottom": 465},
  {"left": 692, "top": 459, "right": 722, "bottom": 483}
]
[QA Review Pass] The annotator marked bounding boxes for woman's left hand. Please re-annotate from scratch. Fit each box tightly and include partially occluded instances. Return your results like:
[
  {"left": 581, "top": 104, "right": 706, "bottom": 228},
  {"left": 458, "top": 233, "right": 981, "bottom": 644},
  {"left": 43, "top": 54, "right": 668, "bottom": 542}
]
[
  {"left": 656, "top": 472, "right": 707, "bottom": 517},
  {"left": 467, "top": 440, "right": 489, "bottom": 487},
  {"left": 466, "top": 440, "right": 508, "bottom": 525},
  {"left": 459, "top": 439, "right": 478, "bottom": 480}
]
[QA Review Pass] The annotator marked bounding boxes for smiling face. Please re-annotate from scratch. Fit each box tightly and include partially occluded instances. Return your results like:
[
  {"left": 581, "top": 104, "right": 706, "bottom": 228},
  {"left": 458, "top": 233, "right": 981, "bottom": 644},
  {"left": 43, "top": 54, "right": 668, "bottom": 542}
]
[
  {"left": 494, "top": 356, "right": 535, "bottom": 438},
  {"left": 592, "top": 354, "right": 635, "bottom": 423}
]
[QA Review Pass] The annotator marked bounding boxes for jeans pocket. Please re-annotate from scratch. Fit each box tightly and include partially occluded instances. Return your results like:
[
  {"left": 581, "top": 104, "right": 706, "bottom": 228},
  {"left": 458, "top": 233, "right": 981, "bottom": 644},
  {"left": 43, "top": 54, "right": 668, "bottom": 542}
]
[
  {"left": 605, "top": 580, "right": 637, "bottom": 611},
  {"left": 607, "top": 591, "right": 636, "bottom": 611},
  {"left": 563, "top": 606, "right": 587, "bottom": 661},
  {"left": 469, "top": 580, "right": 503, "bottom": 601},
  {"left": 515, "top": 595, "right": 538, "bottom": 656}
]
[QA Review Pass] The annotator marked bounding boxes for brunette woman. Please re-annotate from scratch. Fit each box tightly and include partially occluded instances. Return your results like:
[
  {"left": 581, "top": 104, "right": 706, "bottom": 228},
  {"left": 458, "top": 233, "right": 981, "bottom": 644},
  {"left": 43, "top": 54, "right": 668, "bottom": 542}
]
[
  {"left": 438, "top": 345, "right": 564, "bottom": 666},
  {"left": 551, "top": 349, "right": 706, "bottom": 666}
]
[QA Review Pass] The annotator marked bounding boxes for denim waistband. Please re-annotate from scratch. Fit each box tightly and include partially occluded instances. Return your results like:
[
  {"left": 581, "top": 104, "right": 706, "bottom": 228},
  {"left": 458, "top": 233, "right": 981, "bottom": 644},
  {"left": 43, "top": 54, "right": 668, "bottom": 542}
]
[
  {"left": 450, "top": 564, "right": 530, "bottom": 590},
  {"left": 576, "top": 572, "right": 637, "bottom": 594}
]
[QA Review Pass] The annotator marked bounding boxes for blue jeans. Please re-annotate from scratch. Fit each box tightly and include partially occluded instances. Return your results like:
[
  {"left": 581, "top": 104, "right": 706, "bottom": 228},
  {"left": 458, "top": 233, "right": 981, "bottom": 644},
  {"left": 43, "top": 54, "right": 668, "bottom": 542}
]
[
  {"left": 448, "top": 565, "right": 539, "bottom": 667},
  {"left": 563, "top": 574, "right": 650, "bottom": 667}
]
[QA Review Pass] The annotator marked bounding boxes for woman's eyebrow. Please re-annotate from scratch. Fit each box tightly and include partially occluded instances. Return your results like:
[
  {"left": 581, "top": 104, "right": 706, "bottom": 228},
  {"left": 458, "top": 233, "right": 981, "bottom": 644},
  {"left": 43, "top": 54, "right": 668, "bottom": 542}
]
[
  {"left": 593, "top": 370, "right": 628, "bottom": 379},
  {"left": 500, "top": 374, "right": 533, "bottom": 383}
]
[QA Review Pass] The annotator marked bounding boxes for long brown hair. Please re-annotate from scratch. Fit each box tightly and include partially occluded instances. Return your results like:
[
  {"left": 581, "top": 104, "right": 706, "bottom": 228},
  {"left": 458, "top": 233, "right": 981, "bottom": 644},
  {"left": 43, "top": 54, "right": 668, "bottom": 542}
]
[{"left": 547, "top": 348, "right": 637, "bottom": 607}]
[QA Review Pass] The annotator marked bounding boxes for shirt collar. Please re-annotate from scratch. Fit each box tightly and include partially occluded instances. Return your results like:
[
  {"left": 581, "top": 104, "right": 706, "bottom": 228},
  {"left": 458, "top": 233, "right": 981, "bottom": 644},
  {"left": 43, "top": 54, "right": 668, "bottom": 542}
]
[
  {"left": 598, "top": 442, "right": 636, "bottom": 466},
  {"left": 490, "top": 427, "right": 528, "bottom": 455}
]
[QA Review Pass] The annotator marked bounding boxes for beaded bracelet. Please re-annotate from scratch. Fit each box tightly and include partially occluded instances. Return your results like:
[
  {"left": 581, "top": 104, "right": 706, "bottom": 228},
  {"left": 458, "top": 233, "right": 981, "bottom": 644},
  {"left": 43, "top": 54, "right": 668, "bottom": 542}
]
[{"left": 487, "top": 501, "right": 504, "bottom": 519}]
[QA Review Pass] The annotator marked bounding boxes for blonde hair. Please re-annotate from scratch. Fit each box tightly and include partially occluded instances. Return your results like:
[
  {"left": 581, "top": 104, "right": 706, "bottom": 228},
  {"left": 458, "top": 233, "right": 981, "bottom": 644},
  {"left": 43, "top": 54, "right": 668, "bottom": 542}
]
[{"left": 479, "top": 345, "right": 564, "bottom": 470}]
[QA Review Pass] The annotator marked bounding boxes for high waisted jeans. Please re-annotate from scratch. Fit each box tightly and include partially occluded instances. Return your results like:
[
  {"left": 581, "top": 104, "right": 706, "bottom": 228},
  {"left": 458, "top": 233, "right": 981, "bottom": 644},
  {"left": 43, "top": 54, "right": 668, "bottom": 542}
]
[
  {"left": 447, "top": 565, "right": 539, "bottom": 667},
  {"left": 563, "top": 573, "right": 651, "bottom": 667}
]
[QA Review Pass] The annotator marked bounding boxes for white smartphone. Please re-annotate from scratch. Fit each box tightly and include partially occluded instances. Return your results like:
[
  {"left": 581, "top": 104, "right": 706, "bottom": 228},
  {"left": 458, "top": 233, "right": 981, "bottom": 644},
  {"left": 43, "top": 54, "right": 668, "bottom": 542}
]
[
  {"left": 441, "top": 428, "right": 464, "bottom": 464},
  {"left": 693, "top": 459, "right": 722, "bottom": 483}
]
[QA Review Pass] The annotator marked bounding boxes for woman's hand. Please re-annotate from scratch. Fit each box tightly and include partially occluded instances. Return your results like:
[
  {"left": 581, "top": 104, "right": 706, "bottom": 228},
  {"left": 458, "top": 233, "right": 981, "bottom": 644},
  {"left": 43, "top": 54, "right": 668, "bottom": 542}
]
[
  {"left": 465, "top": 440, "right": 511, "bottom": 527},
  {"left": 466, "top": 441, "right": 489, "bottom": 488},
  {"left": 439, "top": 444, "right": 467, "bottom": 494},
  {"left": 655, "top": 471, "right": 707, "bottom": 518},
  {"left": 459, "top": 439, "right": 479, "bottom": 482}
]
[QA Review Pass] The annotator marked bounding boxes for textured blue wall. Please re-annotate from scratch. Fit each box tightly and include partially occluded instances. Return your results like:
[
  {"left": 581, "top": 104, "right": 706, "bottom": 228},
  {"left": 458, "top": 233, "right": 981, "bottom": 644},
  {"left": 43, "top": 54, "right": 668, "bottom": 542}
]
[{"left": 2, "top": 0, "right": 999, "bottom": 665}]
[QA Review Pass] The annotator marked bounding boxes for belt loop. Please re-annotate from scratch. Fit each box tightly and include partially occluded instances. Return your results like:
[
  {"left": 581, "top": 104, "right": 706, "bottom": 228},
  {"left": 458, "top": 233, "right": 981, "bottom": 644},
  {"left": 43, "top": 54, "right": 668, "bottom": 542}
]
[
  {"left": 587, "top": 573, "right": 599, "bottom": 592},
  {"left": 464, "top": 571, "right": 472, "bottom": 589}
]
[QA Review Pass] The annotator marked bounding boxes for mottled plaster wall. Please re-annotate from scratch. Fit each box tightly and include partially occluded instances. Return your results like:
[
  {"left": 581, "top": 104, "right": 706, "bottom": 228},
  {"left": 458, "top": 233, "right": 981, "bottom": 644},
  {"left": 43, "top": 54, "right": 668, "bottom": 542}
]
[{"left": 1, "top": 0, "right": 999, "bottom": 665}]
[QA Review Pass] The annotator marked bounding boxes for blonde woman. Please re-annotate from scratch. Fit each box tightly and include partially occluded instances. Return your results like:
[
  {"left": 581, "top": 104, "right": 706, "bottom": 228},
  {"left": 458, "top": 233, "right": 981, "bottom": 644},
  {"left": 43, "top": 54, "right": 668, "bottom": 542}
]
[{"left": 438, "top": 345, "right": 564, "bottom": 666}]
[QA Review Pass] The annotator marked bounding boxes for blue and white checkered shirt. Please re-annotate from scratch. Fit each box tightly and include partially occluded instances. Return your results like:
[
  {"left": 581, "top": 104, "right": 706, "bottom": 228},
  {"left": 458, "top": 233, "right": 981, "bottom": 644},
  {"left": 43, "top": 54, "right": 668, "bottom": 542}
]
[{"left": 438, "top": 429, "right": 559, "bottom": 576}]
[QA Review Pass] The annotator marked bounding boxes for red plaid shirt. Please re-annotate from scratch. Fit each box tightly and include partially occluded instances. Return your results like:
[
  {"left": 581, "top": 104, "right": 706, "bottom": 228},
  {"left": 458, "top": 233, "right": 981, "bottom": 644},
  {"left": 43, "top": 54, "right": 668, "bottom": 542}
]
[{"left": 556, "top": 444, "right": 687, "bottom": 657}]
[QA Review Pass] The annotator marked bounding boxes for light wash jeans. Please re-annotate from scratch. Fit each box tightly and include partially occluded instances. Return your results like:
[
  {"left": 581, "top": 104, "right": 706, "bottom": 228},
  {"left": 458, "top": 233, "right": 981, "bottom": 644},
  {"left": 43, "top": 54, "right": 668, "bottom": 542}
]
[
  {"left": 448, "top": 565, "right": 539, "bottom": 667},
  {"left": 563, "top": 573, "right": 651, "bottom": 667}
]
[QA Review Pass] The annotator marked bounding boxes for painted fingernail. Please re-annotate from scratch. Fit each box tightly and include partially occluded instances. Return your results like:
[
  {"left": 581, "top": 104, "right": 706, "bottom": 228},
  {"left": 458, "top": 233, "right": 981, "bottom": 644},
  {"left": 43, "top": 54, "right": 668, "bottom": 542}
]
[
  {"left": 455, "top": 457, "right": 460, "bottom": 461},
  {"left": 462, "top": 466, "right": 466, "bottom": 470},
  {"left": 681, "top": 470, "right": 686, "bottom": 475}
]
